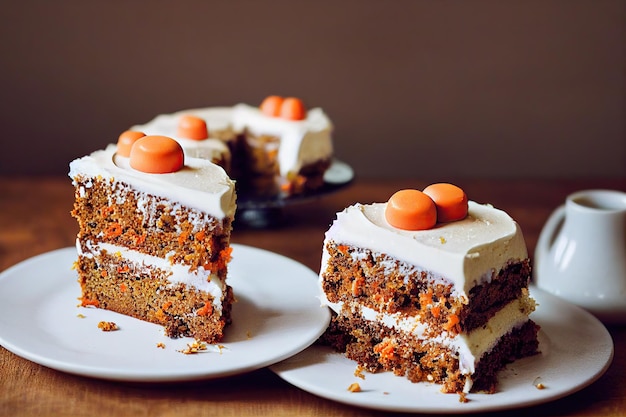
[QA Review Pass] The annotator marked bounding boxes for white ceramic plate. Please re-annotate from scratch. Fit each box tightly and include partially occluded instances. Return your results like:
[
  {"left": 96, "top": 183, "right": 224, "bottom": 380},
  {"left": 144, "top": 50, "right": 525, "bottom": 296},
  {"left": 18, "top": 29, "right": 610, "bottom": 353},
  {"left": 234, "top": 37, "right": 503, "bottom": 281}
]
[
  {"left": 0, "top": 244, "right": 329, "bottom": 382},
  {"left": 271, "top": 287, "right": 614, "bottom": 413}
]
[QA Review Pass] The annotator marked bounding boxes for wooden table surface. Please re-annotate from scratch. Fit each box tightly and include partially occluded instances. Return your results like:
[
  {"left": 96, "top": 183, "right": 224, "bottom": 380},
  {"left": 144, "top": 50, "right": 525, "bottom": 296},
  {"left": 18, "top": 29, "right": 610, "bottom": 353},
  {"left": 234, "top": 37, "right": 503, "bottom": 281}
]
[{"left": 1, "top": 176, "right": 625, "bottom": 417}]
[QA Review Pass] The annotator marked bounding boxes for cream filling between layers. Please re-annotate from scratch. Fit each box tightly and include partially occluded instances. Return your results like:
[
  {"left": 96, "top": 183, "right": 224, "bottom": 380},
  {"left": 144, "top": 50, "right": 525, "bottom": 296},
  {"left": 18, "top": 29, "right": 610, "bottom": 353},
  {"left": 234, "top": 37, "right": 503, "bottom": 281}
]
[
  {"left": 77, "top": 240, "right": 225, "bottom": 313},
  {"left": 321, "top": 293, "right": 534, "bottom": 376}
]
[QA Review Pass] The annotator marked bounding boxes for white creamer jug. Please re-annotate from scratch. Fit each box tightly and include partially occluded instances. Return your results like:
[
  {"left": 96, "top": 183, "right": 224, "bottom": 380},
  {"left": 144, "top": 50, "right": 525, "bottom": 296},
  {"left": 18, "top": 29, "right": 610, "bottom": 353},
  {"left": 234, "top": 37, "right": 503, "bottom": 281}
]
[{"left": 534, "top": 189, "right": 626, "bottom": 323}]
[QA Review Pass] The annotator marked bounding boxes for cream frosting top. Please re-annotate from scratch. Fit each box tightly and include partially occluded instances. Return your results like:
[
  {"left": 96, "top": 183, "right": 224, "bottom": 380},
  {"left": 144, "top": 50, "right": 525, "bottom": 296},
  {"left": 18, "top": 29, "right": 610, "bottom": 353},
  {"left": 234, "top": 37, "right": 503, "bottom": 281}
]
[
  {"left": 69, "top": 144, "right": 237, "bottom": 219},
  {"left": 132, "top": 104, "right": 334, "bottom": 176},
  {"left": 323, "top": 201, "right": 528, "bottom": 296}
]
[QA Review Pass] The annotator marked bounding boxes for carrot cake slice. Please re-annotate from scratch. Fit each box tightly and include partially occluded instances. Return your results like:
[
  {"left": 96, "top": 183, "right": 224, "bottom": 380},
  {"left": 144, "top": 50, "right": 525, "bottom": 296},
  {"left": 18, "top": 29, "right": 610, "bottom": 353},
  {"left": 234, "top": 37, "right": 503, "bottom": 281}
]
[
  {"left": 69, "top": 134, "right": 237, "bottom": 342},
  {"left": 318, "top": 184, "right": 539, "bottom": 394}
]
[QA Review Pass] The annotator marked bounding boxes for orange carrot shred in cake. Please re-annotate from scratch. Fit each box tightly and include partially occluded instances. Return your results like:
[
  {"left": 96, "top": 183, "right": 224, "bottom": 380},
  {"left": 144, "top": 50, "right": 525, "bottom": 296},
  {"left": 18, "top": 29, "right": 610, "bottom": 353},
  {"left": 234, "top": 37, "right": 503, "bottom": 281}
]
[{"left": 129, "top": 96, "right": 333, "bottom": 198}]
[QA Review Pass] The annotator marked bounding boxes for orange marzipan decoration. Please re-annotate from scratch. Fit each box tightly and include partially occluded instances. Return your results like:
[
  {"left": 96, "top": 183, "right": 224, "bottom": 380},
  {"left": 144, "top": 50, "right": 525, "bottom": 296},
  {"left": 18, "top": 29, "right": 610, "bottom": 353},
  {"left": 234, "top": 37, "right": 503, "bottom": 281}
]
[
  {"left": 119, "top": 283, "right": 127, "bottom": 292},
  {"left": 100, "top": 270, "right": 108, "bottom": 278},
  {"left": 117, "top": 265, "right": 130, "bottom": 273},
  {"left": 162, "top": 301, "right": 172, "bottom": 310},
  {"left": 431, "top": 305, "right": 441, "bottom": 318},
  {"left": 194, "top": 231, "right": 205, "bottom": 241}
]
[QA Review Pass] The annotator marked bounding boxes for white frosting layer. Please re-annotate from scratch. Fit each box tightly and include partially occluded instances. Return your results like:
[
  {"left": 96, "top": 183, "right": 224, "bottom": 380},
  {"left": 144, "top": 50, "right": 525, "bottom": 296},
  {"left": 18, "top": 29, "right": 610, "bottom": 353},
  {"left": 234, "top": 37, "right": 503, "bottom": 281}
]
[
  {"left": 68, "top": 144, "right": 236, "bottom": 219},
  {"left": 77, "top": 240, "right": 225, "bottom": 313},
  {"left": 322, "top": 201, "right": 527, "bottom": 297},
  {"left": 132, "top": 104, "right": 334, "bottom": 177}
]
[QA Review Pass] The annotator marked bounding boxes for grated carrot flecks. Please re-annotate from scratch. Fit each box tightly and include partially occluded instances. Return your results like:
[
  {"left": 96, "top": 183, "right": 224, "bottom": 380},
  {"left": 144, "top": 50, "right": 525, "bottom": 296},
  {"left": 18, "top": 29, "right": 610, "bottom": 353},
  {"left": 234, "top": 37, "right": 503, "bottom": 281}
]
[
  {"left": 445, "top": 314, "right": 460, "bottom": 332},
  {"left": 105, "top": 223, "right": 122, "bottom": 238}
]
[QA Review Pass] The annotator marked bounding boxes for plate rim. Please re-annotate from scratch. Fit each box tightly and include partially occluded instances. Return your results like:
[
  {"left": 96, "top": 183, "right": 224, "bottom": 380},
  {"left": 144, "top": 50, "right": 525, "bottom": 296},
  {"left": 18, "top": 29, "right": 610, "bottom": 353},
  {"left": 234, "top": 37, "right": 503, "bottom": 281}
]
[
  {"left": 0, "top": 244, "right": 330, "bottom": 382},
  {"left": 270, "top": 286, "right": 615, "bottom": 413}
]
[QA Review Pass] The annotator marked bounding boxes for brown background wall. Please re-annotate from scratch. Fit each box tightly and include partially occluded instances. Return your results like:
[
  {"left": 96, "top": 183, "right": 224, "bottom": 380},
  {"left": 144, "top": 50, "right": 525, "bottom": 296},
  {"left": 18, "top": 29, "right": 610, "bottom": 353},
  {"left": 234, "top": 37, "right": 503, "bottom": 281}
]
[{"left": 1, "top": 0, "right": 624, "bottom": 179}]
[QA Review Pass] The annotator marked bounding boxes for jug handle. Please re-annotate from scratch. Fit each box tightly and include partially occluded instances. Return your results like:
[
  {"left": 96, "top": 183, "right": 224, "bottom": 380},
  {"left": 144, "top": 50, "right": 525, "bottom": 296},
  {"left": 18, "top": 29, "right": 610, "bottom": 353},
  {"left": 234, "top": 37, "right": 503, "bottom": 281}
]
[{"left": 534, "top": 205, "right": 565, "bottom": 271}]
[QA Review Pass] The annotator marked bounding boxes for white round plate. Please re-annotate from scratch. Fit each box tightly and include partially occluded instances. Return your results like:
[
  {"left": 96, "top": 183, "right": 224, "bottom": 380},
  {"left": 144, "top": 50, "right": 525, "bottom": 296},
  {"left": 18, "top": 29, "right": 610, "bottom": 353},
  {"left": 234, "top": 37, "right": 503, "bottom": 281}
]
[
  {"left": 270, "top": 287, "right": 614, "bottom": 413},
  {"left": 0, "top": 244, "right": 329, "bottom": 382}
]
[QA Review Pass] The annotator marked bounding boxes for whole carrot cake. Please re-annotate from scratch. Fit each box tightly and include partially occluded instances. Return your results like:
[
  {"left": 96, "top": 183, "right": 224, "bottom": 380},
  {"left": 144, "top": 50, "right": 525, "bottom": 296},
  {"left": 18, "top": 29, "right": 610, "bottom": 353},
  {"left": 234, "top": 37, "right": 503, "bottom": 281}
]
[
  {"left": 131, "top": 95, "right": 334, "bottom": 197},
  {"left": 69, "top": 134, "right": 237, "bottom": 342},
  {"left": 318, "top": 184, "right": 539, "bottom": 394}
]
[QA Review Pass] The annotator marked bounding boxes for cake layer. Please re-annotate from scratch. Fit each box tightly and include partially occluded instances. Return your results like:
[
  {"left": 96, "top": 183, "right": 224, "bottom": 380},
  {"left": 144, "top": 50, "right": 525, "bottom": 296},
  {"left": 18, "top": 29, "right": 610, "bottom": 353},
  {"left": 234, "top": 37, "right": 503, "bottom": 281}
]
[
  {"left": 323, "top": 289, "right": 536, "bottom": 376},
  {"left": 320, "top": 242, "right": 532, "bottom": 333},
  {"left": 75, "top": 243, "right": 233, "bottom": 342},
  {"left": 322, "top": 201, "right": 528, "bottom": 298},
  {"left": 320, "top": 309, "right": 539, "bottom": 393},
  {"left": 72, "top": 175, "right": 233, "bottom": 272}
]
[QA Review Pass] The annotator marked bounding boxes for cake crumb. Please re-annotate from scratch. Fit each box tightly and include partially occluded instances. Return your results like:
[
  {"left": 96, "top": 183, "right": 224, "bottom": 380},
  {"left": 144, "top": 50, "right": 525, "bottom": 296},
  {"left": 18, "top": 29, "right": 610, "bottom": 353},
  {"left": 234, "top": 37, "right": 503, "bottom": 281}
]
[
  {"left": 354, "top": 365, "right": 365, "bottom": 379},
  {"left": 76, "top": 314, "right": 86, "bottom": 319},
  {"left": 178, "top": 340, "right": 208, "bottom": 354},
  {"left": 97, "top": 321, "right": 119, "bottom": 332},
  {"left": 458, "top": 392, "right": 468, "bottom": 403},
  {"left": 347, "top": 382, "right": 361, "bottom": 393},
  {"left": 533, "top": 377, "right": 546, "bottom": 389},
  {"left": 156, "top": 342, "right": 166, "bottom": 349},
  {"left": 439, "top": 236, "right": 447, "bottom": 244},
  {"left": 246, "top": 331, "right": 252, "bottom": 339}
]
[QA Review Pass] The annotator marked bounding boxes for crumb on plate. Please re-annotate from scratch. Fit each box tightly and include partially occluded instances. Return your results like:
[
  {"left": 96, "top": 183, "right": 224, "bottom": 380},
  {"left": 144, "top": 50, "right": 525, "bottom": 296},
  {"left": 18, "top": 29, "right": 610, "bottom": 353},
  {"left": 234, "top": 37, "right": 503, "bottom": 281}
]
[
  {"left": 97, "top": 321, "right": 119, "bottom": 332},
  {"left": 347, "top": 382, "right": 361, "bottom": 393}
]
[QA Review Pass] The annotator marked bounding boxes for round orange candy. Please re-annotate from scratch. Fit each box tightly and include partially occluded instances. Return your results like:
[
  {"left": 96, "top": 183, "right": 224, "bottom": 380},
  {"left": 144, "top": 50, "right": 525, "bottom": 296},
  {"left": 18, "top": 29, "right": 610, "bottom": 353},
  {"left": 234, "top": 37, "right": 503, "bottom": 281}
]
[
  {"left": 279, "top": 97, "right": 306, "bottom": 121},
  {"left": 177, "top": 115, "right": 208, "bottom": 140},
  {"left": 129, "top": 135, "right": 184, "bottom": 174},
  {"left": 423, "top": 183, "right": 468, "bottom": 223},
  {"left": 385, "top": 189, "right": 437, "bottom": 230},
  {"left": 260, "top": 95, "right": 284, "bottom": 117},
  {"left": 117, "top": 130, "right": 146, "bottom": 157}
]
